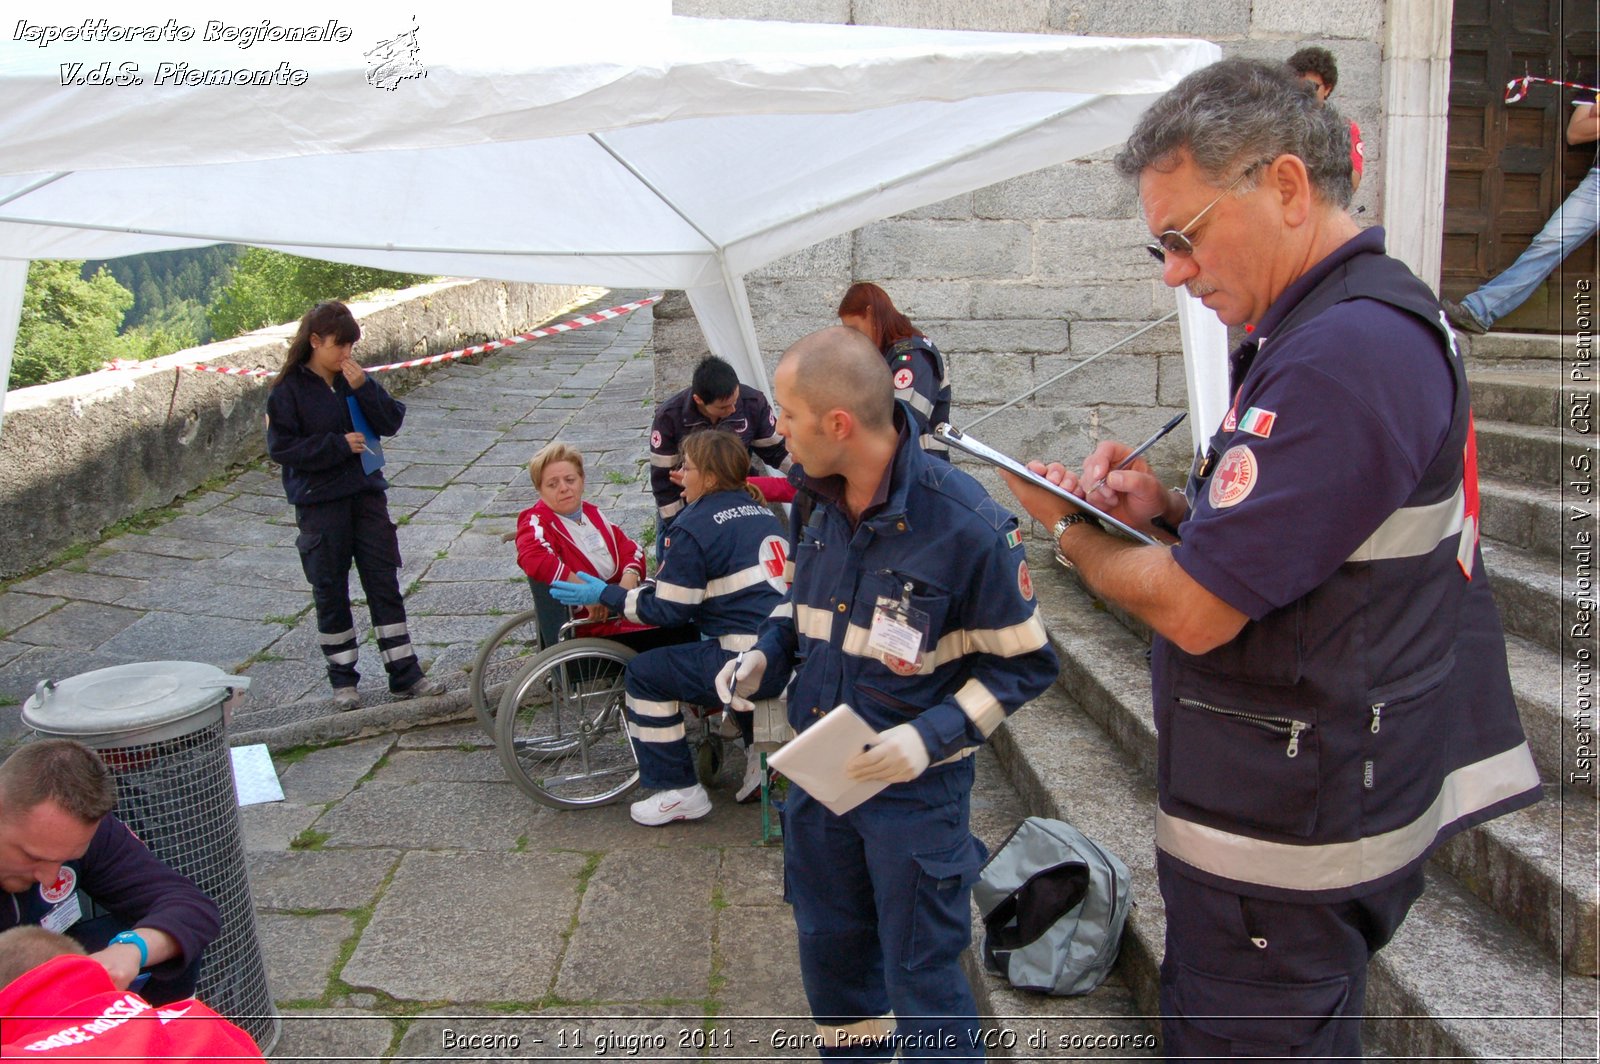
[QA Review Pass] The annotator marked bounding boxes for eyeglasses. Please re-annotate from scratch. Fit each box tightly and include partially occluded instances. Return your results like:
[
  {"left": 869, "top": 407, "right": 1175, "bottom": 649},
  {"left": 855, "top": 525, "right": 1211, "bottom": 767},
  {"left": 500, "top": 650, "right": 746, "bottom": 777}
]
[{"left": 1145, "top": 160, "right": 1270, "bottom": 264}]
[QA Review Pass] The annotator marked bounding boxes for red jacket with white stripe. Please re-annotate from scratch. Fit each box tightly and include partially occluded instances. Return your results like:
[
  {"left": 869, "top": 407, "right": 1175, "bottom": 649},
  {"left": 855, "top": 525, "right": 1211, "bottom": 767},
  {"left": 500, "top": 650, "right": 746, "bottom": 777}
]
[{"left": 515, "top": 499, "right": 649, "bottom": 638}]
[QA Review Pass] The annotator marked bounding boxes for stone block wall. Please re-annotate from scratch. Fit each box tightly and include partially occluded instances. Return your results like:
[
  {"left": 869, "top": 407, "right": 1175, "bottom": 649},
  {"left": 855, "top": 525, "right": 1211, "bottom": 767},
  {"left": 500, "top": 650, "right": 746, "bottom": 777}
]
[
  {"left": 656, "top": 0, "right": 1387, "bottom": 485},
  {"left": 0, "top": 280, "right": 594, "bottom": 580}
]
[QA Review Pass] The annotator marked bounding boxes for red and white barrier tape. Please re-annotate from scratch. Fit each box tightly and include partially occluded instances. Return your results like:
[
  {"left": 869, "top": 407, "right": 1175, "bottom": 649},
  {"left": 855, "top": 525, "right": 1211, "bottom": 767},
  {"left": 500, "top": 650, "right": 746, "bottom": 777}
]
[
  {"left": 1505, "top": 75, "right": 1599, "bottom": 104},
  {"left": 101, "top": 294, "right": 663, "bottom": 378}
]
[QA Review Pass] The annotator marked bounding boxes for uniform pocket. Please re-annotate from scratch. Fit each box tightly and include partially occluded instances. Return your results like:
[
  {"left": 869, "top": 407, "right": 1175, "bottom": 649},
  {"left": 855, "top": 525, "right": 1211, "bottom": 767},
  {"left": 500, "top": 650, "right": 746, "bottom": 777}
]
[
  {"left": 1171, "top": 962, "right": 1350, "bottom": 1057},
  {"left": 902, "top": 836, "right": 983, "bottom": 971},
  {"left": 1360, "top": 654, "right": 1454, "bottom": 833},
  {"left": 1167, "top": 693, "right": 1319, "bottom": 837},
  {"left": 294, "top": 531, "right": 324, "bottom": 583}
]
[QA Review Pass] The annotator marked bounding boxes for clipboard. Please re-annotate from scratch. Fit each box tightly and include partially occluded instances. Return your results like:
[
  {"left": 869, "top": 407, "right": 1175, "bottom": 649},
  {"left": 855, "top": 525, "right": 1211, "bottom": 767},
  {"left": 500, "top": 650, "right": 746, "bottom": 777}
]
[
  {"left": 933, "top": 423, "right": 1158, "bottom": 546},
  {"left": 346, "top": 396, "right": 386, "bottom": 475}
]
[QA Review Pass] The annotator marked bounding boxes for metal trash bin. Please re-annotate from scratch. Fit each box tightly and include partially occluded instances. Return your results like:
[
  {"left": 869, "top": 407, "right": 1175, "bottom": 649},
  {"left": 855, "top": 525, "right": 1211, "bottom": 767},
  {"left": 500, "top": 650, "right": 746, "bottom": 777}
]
[{"left": 22, "top": 660, "right": 279, "bottom": 1052}]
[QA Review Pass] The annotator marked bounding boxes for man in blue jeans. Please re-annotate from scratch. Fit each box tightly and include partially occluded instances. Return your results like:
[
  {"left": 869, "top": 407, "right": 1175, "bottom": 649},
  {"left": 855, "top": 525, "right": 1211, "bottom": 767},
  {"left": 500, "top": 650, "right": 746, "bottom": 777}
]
[{"left": 1444, "top": 86, "right": 1598, "bottom": 333}]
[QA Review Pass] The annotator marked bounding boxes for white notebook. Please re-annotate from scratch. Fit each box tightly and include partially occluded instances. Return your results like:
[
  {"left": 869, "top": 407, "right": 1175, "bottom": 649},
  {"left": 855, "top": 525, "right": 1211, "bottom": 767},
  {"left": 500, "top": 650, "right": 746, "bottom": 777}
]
[{"left": 767, "top": 703, "right": 888, "bottom": 815}]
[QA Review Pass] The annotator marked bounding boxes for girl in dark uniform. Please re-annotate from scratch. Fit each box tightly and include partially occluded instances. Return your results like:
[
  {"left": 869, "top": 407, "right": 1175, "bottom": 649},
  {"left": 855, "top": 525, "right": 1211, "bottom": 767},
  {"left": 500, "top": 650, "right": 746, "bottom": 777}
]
[
  {"left": 266, "top": 301, "right": 442, "bottom": 709},
  {"left": 837, "top": 281, "right": 952, "bottom": 454}
]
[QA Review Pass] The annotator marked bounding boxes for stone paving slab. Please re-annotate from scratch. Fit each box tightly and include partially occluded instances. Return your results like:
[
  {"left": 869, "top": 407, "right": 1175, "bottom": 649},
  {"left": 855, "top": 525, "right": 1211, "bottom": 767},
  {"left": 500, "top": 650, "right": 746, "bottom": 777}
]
[
  {"left": 239, "top": 801, "right": 326, "bottom": 852},
  {"left": 343, "top": 850, "right": 588, "bottom": 1002},
  {"left": 257, "top": 911, "right": 357, "bottom": 1001},
  {"left": 0, "top": 592, "right": 62, "bottom": 636},
  {"left": 96, "top": 610, "right": 282, "bottom": 665},
  {"left": 315, "top": 780, "right": 539, "bottom": 850},
  {"left": 80, "top": 548, "right": 200, "bottom": 580},
  {"left": 555, "top": 847, "right": 722, "bottom": 1002},
  {"left": 7, "top": 600, "right": 142, "bottom": 646},
  {"left": 371, "top": 747, "right": 506, "bottom": 783},
  {"left": 97, "top": 532, "right": 236, "bottom": 559},
  {"left": 270, "top": 1009, "right": 397, "bottom": 1063},
  {"left": 248, "top": 849, "right": 402, "bottom": 911},
  {"left": 116, "top": 579, "right": 310, "bottom": 621},
  {"left": 276, "top": 733, "right": 395, "bottom": 805},
  {"left": 8, "top": 569, "right": 146, "bottom": 604}
]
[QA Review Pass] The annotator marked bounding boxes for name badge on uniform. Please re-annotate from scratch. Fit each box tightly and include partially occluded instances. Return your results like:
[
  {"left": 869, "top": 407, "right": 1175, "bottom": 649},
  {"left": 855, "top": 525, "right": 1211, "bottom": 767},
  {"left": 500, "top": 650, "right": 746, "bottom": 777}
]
[
  {"left": 40, "top": 892, "right": 82, "bottom": 934},
  {"left": 867, "top": 582, "right": 930, "bottom": 676}
]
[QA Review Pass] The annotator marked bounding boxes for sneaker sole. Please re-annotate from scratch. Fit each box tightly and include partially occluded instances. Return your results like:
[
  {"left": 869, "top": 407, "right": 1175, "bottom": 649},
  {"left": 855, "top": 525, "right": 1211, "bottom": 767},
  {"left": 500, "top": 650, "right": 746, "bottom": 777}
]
[{"left": 630, "top": 805, "right": 712, "bottom": 827}]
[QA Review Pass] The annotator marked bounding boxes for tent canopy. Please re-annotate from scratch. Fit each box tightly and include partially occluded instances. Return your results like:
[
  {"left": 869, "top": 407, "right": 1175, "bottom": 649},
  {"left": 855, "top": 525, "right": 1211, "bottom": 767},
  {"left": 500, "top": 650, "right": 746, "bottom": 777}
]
[{"left": 0, "top": 3, "right": 1218, "bottom": 395}]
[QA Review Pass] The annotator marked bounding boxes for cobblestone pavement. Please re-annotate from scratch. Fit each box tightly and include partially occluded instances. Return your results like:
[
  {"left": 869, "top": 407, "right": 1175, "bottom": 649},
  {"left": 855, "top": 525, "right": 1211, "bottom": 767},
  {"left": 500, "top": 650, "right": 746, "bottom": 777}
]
[
  {"left": 1, "top": 289, "right": 1153, "bottom": 1059},
  {"left": 0, "top": 290, "right": 663, "bottom": 750}
]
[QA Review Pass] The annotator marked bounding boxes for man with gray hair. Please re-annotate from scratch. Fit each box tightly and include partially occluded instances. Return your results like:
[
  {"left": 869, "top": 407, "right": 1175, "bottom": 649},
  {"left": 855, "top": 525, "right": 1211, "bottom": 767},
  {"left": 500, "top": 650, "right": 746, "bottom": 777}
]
[{"left": 1004, "top": 58, "right": 1539, "bottom": 1058}]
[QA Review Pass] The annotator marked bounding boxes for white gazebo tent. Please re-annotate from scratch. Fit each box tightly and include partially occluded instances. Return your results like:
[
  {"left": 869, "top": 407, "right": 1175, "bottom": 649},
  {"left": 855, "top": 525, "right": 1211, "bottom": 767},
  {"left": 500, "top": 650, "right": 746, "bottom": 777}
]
[{"left": 0, "top": 3, "right": 1223, "bottom": 437}]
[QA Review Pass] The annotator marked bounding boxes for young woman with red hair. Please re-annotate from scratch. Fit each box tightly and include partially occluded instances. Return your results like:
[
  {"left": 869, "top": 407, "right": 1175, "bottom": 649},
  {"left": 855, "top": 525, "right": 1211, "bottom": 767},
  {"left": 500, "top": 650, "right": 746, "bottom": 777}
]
[{"left": 836, "top": 281, "right": 952, "bottom": 457}]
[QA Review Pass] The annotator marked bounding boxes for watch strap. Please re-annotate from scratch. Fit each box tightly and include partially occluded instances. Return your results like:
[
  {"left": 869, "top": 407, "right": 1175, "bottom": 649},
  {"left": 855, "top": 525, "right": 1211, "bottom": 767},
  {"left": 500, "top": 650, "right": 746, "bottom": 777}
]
[{"left": 109, "top": 930, "right": 148, "bottom": 968}]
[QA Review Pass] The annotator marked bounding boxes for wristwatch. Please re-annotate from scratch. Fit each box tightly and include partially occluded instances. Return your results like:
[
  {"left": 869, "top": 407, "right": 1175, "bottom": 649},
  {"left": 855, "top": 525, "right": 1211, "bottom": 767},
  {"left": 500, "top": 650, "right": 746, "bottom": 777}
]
[
  {"left": 108, "top": 930, "right": 149, "bottom": 969},
  {"left": 1050, "top": 512, "right": 1098, "bottom": 569}
]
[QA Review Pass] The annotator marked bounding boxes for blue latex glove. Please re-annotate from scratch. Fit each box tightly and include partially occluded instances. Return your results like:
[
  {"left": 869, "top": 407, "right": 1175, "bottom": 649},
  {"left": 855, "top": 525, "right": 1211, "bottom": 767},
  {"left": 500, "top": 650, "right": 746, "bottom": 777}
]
[{"left": 549, "top": 572, "right": 608, "bottom": 606}]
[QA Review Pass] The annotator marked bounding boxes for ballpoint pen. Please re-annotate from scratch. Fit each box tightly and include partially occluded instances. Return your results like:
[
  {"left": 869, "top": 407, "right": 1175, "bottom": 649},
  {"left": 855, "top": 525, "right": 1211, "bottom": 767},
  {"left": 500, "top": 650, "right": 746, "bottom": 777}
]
[{"left": 1086, "top": 412, "right": 1188, "bottom": 493}]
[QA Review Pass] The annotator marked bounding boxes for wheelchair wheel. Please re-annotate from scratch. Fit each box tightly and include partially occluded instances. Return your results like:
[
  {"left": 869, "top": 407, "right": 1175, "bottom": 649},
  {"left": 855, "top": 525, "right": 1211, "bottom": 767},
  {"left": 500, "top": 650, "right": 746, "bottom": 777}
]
[
  {"left": 695, "top": 733, "right": 724, "bottom": 787},
  {"left": 495, "top": 638, "right": 640, "bottom": 810},
  {"left": 469, "top": 608, "right": 544, "bottom": 736}
]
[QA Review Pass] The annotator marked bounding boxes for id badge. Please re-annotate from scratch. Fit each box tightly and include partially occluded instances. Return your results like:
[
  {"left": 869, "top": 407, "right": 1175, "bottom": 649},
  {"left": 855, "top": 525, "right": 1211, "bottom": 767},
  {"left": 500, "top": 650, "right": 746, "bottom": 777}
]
[
  {"left": 867, "top": 584, "right": 930, "bottom": 676},
  {"left": 40, "top": 893, "right": 82, "bottom": 934}
]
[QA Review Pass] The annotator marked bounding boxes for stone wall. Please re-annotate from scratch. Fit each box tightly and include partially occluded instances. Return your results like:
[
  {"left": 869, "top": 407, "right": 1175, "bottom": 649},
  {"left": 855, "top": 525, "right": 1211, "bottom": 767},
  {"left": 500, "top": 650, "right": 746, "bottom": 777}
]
[
  {"left": 0, "top": 279, "right": 595, "bottom": 580},
  {"left": 659, "top": 0, "right": 1388, "bottom": 484}
]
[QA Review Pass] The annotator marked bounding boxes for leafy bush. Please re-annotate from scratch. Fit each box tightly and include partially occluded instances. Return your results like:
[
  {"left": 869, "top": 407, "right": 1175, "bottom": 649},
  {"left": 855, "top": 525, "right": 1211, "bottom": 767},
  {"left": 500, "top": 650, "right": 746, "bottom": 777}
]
[
  {"left": 10, "top": 261, "right": 141, "bottom": 388},
  {"left": 208, "top": 250, "right": 429, "bottom": 340}
]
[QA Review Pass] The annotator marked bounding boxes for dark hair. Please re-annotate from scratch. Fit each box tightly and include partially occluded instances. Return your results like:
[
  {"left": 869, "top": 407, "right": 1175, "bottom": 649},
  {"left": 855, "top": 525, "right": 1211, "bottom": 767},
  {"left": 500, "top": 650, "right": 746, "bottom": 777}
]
[
  {"left": 1114, "top": 58, "right": 1353, "bottom": 209},
  {"left": 0, "top": 928, "right": 85, "bottom": 988},
  {"left": 681, "top": 430, "right": 764, "bottom": 505},
  {"left": 0, "top": 740, "right": 117, "bottom": 824},
  {"left": 273, "top": 301, "right": 361, "bottom": 387},
  {"left": 691, "top": 356, "right": 739, "bottom": 405},
  {"left": 1286, "top": 47, "right": 1339, "bottom": 94},
  {"left": 836, "top": 282, "right": 921, "bottom": 350}
]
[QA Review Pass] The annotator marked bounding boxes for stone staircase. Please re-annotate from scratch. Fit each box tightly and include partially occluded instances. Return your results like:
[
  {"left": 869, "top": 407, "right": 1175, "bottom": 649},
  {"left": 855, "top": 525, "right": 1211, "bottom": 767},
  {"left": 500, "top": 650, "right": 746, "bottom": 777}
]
[{"left": 969, "top": 330, "right": 1599, "bottom": 1058}]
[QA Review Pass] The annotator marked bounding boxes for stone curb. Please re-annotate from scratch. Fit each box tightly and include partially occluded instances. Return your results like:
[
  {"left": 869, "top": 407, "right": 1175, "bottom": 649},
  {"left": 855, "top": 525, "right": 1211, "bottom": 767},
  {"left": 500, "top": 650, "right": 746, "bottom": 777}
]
[{"left": 232, "top": 690, "right": 476, "bottom": 752}]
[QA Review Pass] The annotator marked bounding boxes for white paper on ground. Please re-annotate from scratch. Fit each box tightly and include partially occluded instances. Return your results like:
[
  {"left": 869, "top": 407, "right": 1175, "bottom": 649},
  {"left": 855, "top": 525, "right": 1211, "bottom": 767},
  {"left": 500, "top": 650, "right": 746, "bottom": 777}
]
[
  {"left": 766, "top": 703, "right": 888, "bottom": 816},
  {"left": 230, "top": 743, "right": 285, "bottom": 806}
]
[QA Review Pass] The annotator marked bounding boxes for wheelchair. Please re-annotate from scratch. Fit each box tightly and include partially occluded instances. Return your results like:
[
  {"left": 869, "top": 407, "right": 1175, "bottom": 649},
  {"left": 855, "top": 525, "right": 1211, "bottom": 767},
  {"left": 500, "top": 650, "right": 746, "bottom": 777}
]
[{"left": 475, "top": 579, "right": 736, "bottom": 810}]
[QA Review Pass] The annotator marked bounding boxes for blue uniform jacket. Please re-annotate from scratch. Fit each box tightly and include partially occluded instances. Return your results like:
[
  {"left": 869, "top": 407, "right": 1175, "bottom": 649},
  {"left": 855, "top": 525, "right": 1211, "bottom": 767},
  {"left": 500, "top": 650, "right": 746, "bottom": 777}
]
[
  {"left": 647, "top": 387, "right": 790, "bottom": 519},
  {"left": 885, "top": 336, "right": 952, "bottom": 454},
  {"left": 599, "top": 488, "right": 789, "bottom": 644},
  {"left": 266, "top": 364, "right": 405, "bottom": 505},
  {"left": 755, "top": 407, "right": 1057, "bottom": 763}
]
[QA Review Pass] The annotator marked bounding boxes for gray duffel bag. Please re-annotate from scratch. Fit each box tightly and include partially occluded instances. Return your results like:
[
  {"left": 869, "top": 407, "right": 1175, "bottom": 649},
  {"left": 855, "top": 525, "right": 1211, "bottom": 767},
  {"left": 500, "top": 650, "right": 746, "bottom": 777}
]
[{"left": 973, "top": 816, "right": 1132, "bottom": 996}]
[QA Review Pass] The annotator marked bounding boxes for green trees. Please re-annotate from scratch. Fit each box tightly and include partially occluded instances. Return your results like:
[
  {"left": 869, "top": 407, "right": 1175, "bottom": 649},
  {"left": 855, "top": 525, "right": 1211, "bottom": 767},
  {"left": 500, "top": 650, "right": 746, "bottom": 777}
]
[
  {"left": 11, "top": 261, "right": 144, "bottom": 388},
  {"left": 207, "top": 250, "right": 426, "bottom": 340}
]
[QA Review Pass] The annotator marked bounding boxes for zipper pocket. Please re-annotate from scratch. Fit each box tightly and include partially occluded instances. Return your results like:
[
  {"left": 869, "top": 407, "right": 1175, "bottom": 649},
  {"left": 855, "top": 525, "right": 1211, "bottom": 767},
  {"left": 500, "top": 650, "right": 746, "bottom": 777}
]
[{"left": 1177, "top": 697, "right": 1312, "bottom": 758}]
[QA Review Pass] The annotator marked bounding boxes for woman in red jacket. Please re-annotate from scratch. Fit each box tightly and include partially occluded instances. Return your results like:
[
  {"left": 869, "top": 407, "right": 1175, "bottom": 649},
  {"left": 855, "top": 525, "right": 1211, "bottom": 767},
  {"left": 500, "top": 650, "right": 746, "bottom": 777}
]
[{"left": 515, "top": 442, "right": 687, "bottom": 650}]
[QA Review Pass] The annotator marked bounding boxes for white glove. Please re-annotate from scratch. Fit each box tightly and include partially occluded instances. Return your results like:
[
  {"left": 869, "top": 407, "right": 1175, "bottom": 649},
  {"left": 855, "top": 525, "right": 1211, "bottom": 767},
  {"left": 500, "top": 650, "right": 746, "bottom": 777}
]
[
  {"left": 846, "top": 723, "right": 931, "bottom": 783},
  {"left": 714, "top": 651, "right": 767, "bottom": 712}
]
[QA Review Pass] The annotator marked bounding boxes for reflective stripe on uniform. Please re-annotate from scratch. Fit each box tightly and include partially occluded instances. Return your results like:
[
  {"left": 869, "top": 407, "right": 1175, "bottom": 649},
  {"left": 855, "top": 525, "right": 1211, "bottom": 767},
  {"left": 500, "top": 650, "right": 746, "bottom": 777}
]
[
  {"left": 752, "top": 433, "right": 784, "bottom": 449},
  {"left": 649, "top": 453, "right": 677, "bottom": 468},
  {"left": 658, "top": 499, "right": 685, "bottom": 519},
  {"left": 953, "top": 678, "right": 1006, "bottom": 736},
  {"left": 380, "top": 641, "right": 415, "bottom": 664},
  {"left": 654, "top": 580, "right": 705, "bottom": 605},
  {"left": 767, "top": 601, "right": 793, "bottom": 621},
  {"left": 1155, "top": 741, "right": 1540, "bottom": 892},
  {"left": 326, "top": 648, "right": 359, "bottom": 665},
  {"left": 705, "top": 564, "right": 769, "bottom": 599},
  {"left": 902, "top": 390, "right": 935, "bottom": 418},
  {"left": 319, "top": 628, "right": 357, "bottom": 645},
  {"left": 833, "top": 613, "right": 1050, "bottom": 674},
  {"left": 718, "top": 633, "right": 758, "bottom": 652},
  {"left": 374, "top": 622, "right": 409, "bottom": 639},
  {"left": 1346, "top": 483, "right": 1465, "bottom": 563},
  {"left": 626, "top": 695, "right": 679, "bottom": 719},
  {"left": 795, "top": 603, "right": 833, "bottom": 641},
  {"left": 628, "top": 720, "right": 688, "bottom": 742}
]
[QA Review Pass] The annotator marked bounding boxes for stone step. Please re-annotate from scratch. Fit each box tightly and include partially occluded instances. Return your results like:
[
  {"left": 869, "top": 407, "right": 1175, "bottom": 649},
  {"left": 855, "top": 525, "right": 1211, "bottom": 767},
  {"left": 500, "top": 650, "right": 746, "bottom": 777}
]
[
  {"left": 1502, "top": 631, "right": 1597, "bottom": 798},
  {"left": 1479, "top": 473, "right": 1565, "bottom": 558},
  {"left": 990, "top": 641, "right": 1593, "bottom": 1059},
  {"left": 1481, "top": 538, "right": 1576, "bottom": 658},
  {"left": 1461, "top": 330, "right": 1569, "bottom": 370},
  {"left": 1468, "top": 367, "right": 1568, "bottom": 429},
  {"left": 1023, "top": 540, "right": 1592, "bottom": 978},
  {"left": 1474, "top": 416, "right": 1589, "bottom": 486}
]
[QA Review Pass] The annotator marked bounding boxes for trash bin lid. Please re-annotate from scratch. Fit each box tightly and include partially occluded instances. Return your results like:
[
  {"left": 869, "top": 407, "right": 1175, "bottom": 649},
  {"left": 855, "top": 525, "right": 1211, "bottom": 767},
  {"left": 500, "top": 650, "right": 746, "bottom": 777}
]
[{"left": 22, "top": 660, "right": 251, "bottom": 739}]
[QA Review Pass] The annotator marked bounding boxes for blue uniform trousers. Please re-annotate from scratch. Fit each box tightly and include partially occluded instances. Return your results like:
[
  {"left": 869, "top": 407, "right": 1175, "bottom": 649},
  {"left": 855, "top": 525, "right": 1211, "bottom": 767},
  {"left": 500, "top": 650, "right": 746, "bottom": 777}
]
[
  {"left": 1157, "top": 851, "right": 1425, "bottom": 1061},
  {"left": 782, "top": 759, "right": 987, "bottom": 1061},
  {"left": 293, "top": 491, "right": 424, "bottom": 693},
  {"left": 624, "top": 639, "right": 782, "bottom": 789}
]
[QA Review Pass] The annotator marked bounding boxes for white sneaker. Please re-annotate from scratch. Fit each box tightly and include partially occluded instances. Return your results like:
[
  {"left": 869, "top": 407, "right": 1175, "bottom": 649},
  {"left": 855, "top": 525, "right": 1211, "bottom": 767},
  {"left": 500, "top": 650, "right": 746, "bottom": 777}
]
[{"left": 629, "top": 785, "right": 712, "bottom": 826}]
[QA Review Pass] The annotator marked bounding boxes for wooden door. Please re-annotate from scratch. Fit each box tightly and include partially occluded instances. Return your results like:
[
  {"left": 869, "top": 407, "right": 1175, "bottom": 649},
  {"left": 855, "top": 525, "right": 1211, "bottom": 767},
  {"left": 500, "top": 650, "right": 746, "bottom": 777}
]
[{"left": 1444, "top": 0, "right": 1597, "bottom": 333}]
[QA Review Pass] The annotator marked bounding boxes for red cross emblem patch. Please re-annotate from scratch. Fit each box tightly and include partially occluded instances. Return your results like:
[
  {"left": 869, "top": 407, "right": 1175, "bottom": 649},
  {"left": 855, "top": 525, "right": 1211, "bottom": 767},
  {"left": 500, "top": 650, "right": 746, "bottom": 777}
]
[{"left": 1208, "top": 444, "right": 1258, "bottom": 509}]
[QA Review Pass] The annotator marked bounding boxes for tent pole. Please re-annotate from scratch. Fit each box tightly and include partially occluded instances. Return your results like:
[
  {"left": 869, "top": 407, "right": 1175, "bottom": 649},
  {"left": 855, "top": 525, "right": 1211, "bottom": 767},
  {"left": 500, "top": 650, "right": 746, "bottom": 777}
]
[{"left": 0, "top": 259, "right": 28, "bottom": 439}]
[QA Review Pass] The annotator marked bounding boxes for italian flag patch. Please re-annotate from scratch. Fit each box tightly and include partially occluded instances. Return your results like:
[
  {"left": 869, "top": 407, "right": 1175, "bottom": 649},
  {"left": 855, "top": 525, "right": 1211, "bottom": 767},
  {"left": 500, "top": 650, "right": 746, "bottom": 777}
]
[
  {"left": 1005, "top": 529, "right": 1023, "bottom": 550},
  {"left": 1238, "top": 407, "right": 1277, "bottom": 438}
]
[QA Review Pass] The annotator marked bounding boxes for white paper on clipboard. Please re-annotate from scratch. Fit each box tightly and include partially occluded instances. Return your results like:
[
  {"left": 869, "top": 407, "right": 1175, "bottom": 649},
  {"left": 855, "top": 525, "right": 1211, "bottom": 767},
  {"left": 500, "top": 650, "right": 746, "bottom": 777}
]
[
  {"left": 766, "top": 704, "right": 888, "bottom": 815},
  {"left": 933, "top": 423, "right": 1159, "bottom": 546}
]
